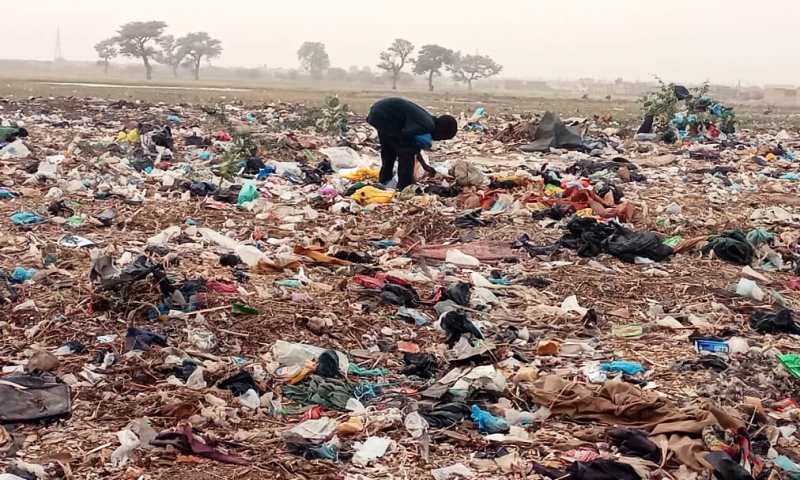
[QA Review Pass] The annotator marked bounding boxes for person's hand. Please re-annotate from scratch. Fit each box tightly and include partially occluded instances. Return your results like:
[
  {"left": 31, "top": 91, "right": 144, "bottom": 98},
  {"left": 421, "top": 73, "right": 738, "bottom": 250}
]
[{"left": 414, "top": 133, "right": 433, "bottom": 150}]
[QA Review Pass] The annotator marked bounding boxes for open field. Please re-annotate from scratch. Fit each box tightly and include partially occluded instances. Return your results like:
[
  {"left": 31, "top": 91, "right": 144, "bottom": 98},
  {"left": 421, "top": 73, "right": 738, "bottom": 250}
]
[{"left": 4, "top": 76, "right": 800, "bottom": 130}]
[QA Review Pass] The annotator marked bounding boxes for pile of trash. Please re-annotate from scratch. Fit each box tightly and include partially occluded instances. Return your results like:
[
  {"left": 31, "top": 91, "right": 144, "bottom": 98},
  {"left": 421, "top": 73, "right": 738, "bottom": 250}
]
[{"left": 1, "top": 93, "right": 800, "bottom": 479}]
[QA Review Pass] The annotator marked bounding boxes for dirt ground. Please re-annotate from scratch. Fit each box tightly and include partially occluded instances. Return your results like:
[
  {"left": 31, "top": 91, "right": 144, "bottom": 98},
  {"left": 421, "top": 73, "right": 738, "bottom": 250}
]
[{"left": 1, "top": 78, "right": 800, "bottom": 480}]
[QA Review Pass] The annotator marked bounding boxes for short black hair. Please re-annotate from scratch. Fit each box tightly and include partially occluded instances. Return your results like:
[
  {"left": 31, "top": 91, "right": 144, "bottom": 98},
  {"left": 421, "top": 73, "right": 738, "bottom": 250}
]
[{"left": 432, "top": 115, "right": 458, "bottom": 141}]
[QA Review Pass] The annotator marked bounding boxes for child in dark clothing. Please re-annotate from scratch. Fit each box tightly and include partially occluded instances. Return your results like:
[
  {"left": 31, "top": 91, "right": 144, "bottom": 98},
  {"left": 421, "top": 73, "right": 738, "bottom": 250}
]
[{"left": 366, "top": 98, "right": 458, "bottom": 190}]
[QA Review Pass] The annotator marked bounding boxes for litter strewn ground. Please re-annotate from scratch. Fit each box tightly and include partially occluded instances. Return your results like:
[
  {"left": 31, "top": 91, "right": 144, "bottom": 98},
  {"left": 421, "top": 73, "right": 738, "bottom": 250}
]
[{"left": 1, "top": 93, "right": 800, "bottom": 479}]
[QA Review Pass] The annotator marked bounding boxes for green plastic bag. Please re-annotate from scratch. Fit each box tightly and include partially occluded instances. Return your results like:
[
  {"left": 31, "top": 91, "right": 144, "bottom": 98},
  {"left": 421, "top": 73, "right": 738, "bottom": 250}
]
[
  {"left": 778, "top": 353, "right": 800, "bottom": 379},
  {"left": 237, "top": 181, "right": 259, "bottom": 205},
  {"left": 231, "top": 302, "right": 260, "bottom": 315}
]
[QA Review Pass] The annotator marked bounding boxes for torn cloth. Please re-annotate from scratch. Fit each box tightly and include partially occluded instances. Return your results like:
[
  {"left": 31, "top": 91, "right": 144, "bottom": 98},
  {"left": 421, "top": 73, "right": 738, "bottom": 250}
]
[
  {"left": 412, "top": 241, "right": 517, "bottom": 262},
  {"left": 526, "top": 375, "right": 732, "bottom": 435}
]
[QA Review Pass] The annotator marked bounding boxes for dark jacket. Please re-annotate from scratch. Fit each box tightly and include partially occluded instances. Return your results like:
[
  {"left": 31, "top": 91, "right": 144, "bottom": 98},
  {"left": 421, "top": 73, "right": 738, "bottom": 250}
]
[{"left": 367, "top": 98, "right": 435, "bottom": 146}]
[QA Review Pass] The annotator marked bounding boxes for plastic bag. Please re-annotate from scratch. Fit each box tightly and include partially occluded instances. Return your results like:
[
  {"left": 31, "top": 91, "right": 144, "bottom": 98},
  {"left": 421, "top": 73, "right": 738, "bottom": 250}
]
[
  {"left": 0, "top": 140, "right": 31, "bottom": 160},
  {"left": 470, "top": 405, "right": 510, "bottom": 434},
  {"left": 237, "top": 181, "right": 259, "bottom": 205},
  {"left": 600, "top": 360, "right": 645, "bottom": 375},
  {"left": 321, "top": 147, "right": 365, "bottom": 172}
]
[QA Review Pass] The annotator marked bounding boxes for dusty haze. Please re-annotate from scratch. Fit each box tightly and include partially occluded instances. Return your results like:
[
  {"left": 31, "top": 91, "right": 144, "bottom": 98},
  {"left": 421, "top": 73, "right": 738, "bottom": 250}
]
[{"left": 3, "top": 0, "right": 798, "bottom": 85}]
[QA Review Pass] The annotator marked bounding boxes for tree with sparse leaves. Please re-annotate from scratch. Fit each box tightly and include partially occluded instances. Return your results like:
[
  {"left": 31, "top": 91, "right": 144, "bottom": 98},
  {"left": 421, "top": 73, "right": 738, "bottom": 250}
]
[
  {"left": 413, "top": 44, "right": 455, "bottom": 92},
  {"left": 177, "top": 32, "right": 222, "bottom": 80},
  {"left": 377, "top": 39, "right": 414, "bottom": 90},
  {"left": 449, "top": 53, "right": 503, "bottom": 91},
  {"left": 94, "top": 39, "right": 117, "bottom": 74},
  {"left": 154, "top": 35, "right": 186, "bottom": 78},
  {"left": 297, "top": 42, "right": 330, "bottom": 80},
  {"left": 114, "top": 21, "right": 167, "bottom": 80}
]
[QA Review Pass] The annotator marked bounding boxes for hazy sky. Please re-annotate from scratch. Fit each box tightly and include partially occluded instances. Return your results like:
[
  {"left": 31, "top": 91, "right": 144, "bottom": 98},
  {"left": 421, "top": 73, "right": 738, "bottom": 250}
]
[{"left": 3, "top": 0, "right": 798, "bottom": 85}]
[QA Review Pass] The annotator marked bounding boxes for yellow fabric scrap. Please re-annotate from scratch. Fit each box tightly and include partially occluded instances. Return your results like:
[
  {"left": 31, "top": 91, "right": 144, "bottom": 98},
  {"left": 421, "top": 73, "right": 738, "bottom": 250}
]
[
  {"left": 544, "top": 184, "right": 564, "bottom": 196},
  {"left": 340, "top": 167, "right": 379, "bottom": 181},
  {"left": 116, "top": 129, "right": 140, "bottom": 143},
  {"left": 350, "top": 186, "right": 395, "bottom": 205}
]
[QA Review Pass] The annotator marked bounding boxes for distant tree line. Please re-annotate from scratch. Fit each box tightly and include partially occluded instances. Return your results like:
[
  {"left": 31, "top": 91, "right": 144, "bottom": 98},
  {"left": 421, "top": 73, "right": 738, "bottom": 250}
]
[
  {"left": 95, "top": 21, "right": 222, "bottom": 80},
  {"left": 298, "top": 39, "right": 502, "bottom": 91},
  {"left": 95, "top": 23, "right": 501, "bottom": 90}
]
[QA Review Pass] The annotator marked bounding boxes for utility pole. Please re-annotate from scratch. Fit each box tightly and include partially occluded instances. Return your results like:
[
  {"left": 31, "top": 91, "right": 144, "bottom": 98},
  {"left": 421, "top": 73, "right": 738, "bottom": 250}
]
[{"left": 54, "top": 27, "right": 64, "bottom": 62}]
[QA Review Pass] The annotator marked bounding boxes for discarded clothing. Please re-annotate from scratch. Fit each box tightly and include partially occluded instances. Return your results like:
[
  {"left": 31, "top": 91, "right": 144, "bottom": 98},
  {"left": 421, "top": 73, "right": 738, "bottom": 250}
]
[
  {"left": 454, "top": 209, "right": 489, "bottom": 228},
  {"left": 425, "top": 184, "right": 462, "bottom": 198},
  {"left": 402, "top": 352, "right": 438, "bottom": 378},
  {"left": 567, "top": 459, "right": 640, "bottom": 480},
  {"left": 0, "top": 126, "right": 28, "bottom": 143},
  {"left": 124, "top": 327, "right": 167, "bottom": 352},
  {"left": 532, "top": 204, "right": 576, "bottom": 221},
  {"left": 561, "top": 217, "right": 672, "bottom": 263},
  {"left": 151, "top": 423, "right": 248, "bottom": 465},
  {"left": 412, "top": 241, "right": 517, "bottom": 262},
  {"left": 283, "top": 375, "right": 357, "bottom": 411},
  {"left": 673, "top": 356, "right": 729, "bottom": 372},
  {"left": 217, "top": 370, "right": 259, "bottom": 396},
  {"left": 381, "top": 283, "right": 421, "bottom": 307},
  {"left": 527, "top": 375, "right": 733, "bottom": 436},
  {"left": 704, "top": 451, "right": 755, "bottom": 480},
  {"left": 513, "top": 234, "right": 562, "bottom": 256},
  {"left": 420, "top": 401, "right": 469, "bottom": 428},
  {"left": 443, "top": 282, "right": 471, "bottom": 306},
  {"left": 750, "top": 309, "right": 800, "bottom": 335},
  {"left": 441, "top": 310, "right": 483, "bottom": 347},
  {"left": 607, "top": 428, "right": 661, "bottom": 462},
  {"left": 702, "top": 231, "right": 754, "bottom": 266}
]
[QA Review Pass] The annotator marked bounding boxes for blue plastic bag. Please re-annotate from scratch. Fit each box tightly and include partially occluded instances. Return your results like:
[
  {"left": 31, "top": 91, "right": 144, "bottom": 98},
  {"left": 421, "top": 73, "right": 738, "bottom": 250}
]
[
  {"left": 257, "top": 165, "right": 276, "bottom": 180},
  {"left": 10, "top": 266, "right": 37, "bottom": 283},
  {"left": 775, "top": 456, "right": 800, "bottom": 479},
  {"left": 0, "top": 188, "right": 16, "bottom": 199},
  {"left": 470, "top": 405, "right": 510, "bottom": 434},
  {"left": 11, "top": 212, "right": 45, "bottom": 225},
  {"left": 600, "top": 360, "right": 645, "bottom": 376}
]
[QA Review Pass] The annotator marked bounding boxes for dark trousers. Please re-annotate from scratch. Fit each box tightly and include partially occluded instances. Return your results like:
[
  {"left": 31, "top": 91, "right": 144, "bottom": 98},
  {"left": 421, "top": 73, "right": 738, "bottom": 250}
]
[{"left": 378, "top": 131, "right": 417, "bottom": 190}]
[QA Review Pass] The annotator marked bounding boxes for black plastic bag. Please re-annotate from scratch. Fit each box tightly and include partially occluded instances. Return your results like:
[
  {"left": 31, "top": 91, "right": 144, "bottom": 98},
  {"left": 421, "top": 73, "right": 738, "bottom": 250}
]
[
  {"left": 607, "top": 428, "right": 661, "bottom": 462},
  {"left": 380, "top": 283, "right": 421, "bottom": 307},
  {"left": 444, "top": 282, "right": 471, "bottom": 306},
  {"left": 441, "top": 310, "right": 483, "bottom": 346},
  {"left": 750, "top": 309, "right": 800, "bottom": 335},
  {"left": 316, "top": 350, "right": 340, "bottom": 378},
  {"left": 402, "top": 352, "right": 438, "bottom": 378},
  {"left": 217, "top": 370, "right": 259, "bottom": 396},
  {"left": 125, "top": 326, "right": 167, "bottom": 352}
]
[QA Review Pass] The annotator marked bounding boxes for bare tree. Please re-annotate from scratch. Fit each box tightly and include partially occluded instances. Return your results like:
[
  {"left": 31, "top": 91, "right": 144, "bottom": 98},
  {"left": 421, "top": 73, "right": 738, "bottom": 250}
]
[
  {"left": 297, "top": 42, "right": 330, "bottom": 80},
  {"left": 154, "top": 35, "right": 186, "bottom": 78},
  {"left": 94, "top": 39, "right": 117, "bottom": 75},
  {"left": 177, "top": 32, "right": 223, "bottom": 80},
  {"left": 377, "top": 39, "right": 414, "bottom": 90},
  {"left": 413, "top": 44, "right": 455, "bottom": 92},
  {"left": 449, "top": 53, "right": 503, "bottom": 91},
  {"left": 115, "top": 21, "right": 167, "bottom": 80}
]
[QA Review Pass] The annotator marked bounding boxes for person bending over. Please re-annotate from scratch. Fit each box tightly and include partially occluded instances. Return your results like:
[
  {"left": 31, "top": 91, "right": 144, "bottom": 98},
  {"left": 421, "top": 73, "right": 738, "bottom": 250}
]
[{"left": 366, "top": 97, "right": 458, "bottom": 190}]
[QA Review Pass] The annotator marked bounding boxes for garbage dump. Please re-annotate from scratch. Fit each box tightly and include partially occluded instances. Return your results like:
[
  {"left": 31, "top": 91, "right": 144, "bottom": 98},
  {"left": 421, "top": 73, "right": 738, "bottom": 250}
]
[{"left": 1, "top": 93, "right": 800, "bottom": 479}]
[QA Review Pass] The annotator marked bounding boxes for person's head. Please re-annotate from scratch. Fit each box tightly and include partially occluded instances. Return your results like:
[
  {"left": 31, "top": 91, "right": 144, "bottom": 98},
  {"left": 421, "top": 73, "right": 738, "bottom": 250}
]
[{"left": 432, "top": 115, "right": 458, "bottom": 141}]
